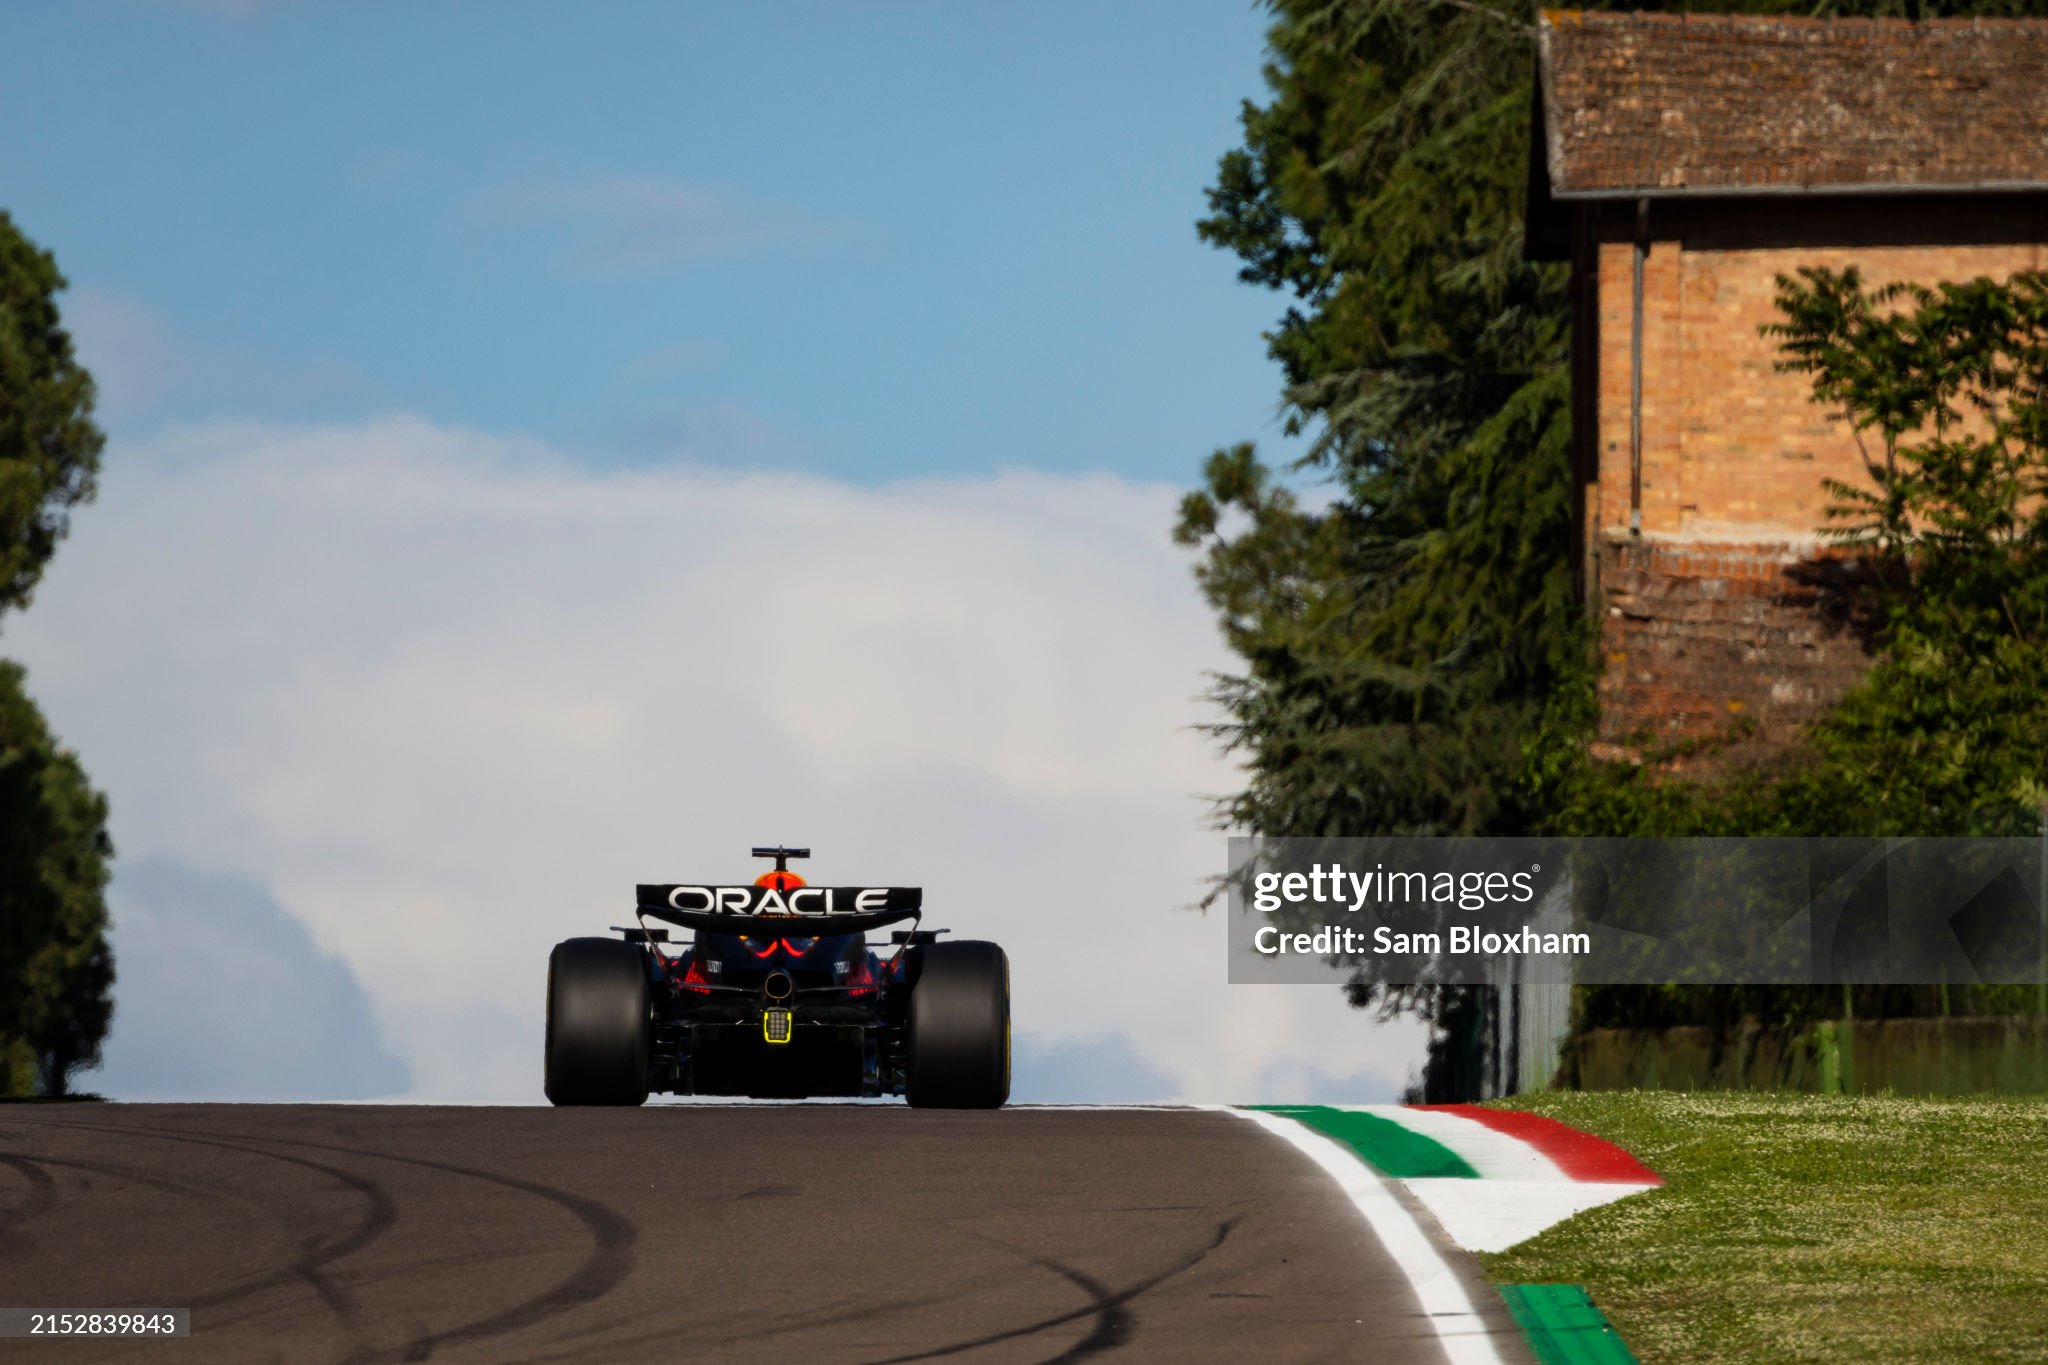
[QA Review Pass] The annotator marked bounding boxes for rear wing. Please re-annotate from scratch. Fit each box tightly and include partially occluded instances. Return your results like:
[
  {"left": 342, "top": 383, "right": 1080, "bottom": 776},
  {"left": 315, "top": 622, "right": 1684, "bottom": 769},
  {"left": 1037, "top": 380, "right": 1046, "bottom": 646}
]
[{"left": 634, "top": 883, "right": 922, "bottom": 937}]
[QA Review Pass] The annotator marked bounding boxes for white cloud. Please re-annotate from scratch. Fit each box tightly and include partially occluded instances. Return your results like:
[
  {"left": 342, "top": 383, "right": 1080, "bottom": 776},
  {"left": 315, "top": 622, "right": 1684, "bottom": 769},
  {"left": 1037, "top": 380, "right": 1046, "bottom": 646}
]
[
  {"left": 465, "top": 176, "right": 836, "bottom": 274},
  {"left": 5, "top": 414, "right": 1425, "bottom": 1103}
]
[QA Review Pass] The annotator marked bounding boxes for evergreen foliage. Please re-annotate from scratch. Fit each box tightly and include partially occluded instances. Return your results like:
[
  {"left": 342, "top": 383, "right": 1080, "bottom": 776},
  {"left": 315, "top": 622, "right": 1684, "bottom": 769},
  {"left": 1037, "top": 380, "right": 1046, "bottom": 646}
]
[
  {"left": 1174, "top": 0, "right": 1580, "bottom": 1072},
  {"left": 0, "top": 661, "right": 114, "bottom": 1096},
  {"left": 1176, "top": 0, "right": 1575, "bottom": 850},
  {"left": 0, "top": 211, "right": 102, "bottom": 616},
  {"left": 0, "top": 211, "right": 112, "bottom": 1097}
]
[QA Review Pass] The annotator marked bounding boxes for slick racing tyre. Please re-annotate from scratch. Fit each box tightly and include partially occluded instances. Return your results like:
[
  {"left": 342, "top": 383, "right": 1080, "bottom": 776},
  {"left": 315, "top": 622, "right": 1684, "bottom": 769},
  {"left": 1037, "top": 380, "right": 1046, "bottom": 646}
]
[
  {"left": 544, "top": 937, "right": 651, "bottom": 1107},
  {"left": 905, "top": 940, "right": 1010, "bottom": 1109}
]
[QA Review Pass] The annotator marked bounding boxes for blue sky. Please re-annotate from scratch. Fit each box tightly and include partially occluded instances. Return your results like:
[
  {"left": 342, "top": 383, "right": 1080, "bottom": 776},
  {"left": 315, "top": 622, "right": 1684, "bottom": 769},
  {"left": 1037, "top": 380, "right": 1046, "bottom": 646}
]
[{"left": 2, "top": 0, "right": 1308, "bottom": 481}]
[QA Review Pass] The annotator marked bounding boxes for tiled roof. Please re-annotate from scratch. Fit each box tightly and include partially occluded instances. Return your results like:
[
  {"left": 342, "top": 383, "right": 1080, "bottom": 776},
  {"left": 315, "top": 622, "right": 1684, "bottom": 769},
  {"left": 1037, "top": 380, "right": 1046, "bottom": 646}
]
[{"left": 1536, "top": 10, "right": 2048, "bottom": 196}]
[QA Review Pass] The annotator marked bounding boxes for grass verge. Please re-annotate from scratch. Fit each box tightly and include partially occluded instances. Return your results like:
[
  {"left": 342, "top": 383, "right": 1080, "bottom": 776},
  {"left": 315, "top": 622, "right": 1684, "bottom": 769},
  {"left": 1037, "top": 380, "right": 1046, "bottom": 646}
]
[{"left": 1483, "top": 1092, "right": 2048, "bottom": 1364}]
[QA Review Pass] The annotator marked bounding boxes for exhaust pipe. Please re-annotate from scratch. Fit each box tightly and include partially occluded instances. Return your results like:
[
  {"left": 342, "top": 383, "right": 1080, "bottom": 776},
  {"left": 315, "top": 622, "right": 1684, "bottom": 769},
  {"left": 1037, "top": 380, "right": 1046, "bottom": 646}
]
[{"left": 763, "top": 971, "right": 795, "bottom": 1003}]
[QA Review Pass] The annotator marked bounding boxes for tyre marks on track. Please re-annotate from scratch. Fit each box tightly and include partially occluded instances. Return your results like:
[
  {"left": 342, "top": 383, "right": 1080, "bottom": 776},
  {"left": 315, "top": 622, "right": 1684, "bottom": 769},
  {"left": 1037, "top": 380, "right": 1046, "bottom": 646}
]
[
  {"left": 863, "top": 1217, "right": 1239, "bottom": 1365},
  {"left": 497, "top": 1215, "right": 1241, "bottom": 1365},
  {"left": 166, "top": 1138, "right": 394, "bottom": 1335},
  {"left": 0, "top": 1151, "right": 61, "bottom": 1232},
  {"left": 6, "top": 1106, "right": 1479, "bottom": 1363},
  {"left": 334, "top": 1150, "right": 637, "bottom": 1362},
  {"left": 28, "top": 1116, "right": 639, "bottom": 1365},
  {"left": 18, "top": 1120, "right": 400, "bottom": 1361},
  {"left": 32, "top": 1121, "right": 634, "bottom": 1365}
]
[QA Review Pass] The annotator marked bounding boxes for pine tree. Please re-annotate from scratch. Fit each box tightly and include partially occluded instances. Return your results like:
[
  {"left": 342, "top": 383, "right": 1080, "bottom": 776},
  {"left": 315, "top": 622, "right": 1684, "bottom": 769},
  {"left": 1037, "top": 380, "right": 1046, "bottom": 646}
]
[{"left": 0, "top": 211, "right": 113, "bottom": 1097}]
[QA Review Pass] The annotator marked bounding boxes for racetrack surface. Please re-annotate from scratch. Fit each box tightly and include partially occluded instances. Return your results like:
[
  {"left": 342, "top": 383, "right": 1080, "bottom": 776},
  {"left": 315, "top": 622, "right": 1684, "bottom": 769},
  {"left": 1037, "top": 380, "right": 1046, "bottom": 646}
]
[{"left": 0, "top": 1104, "right": 1532, "bottom": 1363}]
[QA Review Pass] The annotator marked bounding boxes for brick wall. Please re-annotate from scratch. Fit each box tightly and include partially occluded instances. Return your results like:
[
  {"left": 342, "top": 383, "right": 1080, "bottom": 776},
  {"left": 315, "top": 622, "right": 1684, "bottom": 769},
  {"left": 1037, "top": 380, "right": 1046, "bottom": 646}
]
[
  {"left": 1581, "top": 194, "right": 2048, "bottom": 765},
  {"left": 1595, "top": 538, "right": 1876, "bottom": 767}
]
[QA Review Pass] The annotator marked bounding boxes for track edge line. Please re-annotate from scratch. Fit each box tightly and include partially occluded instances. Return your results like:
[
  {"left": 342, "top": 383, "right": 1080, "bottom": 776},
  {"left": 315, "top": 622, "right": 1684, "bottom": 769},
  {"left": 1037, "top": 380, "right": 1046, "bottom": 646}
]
[{"left": 1212, "top": 1105, "right": 1522, "bottom": 1365}]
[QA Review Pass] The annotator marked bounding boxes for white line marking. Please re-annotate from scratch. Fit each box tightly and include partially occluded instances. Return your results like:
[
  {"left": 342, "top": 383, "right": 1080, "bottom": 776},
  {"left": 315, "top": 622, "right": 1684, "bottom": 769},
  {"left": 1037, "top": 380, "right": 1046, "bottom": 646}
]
[
  {"left": 643, "top": 1101, "right": 1210, "bottom": 1110},
  {"left": 1403, "top": 1178, "right": 1659, "bottom": 1254},
  {"left": 1225, "top": 1107, "right": 1507, "bottom": 1365},
  {"left": 1008, "top": 1103, "right": 1201, "bottom": 1111}
]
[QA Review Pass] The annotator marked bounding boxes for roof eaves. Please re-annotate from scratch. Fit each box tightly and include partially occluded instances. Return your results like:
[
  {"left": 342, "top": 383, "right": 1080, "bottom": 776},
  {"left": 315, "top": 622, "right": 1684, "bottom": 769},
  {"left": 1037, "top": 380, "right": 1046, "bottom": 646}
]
[{"left": 1551, "top": 179, "right": 2048, "bottom": 201}]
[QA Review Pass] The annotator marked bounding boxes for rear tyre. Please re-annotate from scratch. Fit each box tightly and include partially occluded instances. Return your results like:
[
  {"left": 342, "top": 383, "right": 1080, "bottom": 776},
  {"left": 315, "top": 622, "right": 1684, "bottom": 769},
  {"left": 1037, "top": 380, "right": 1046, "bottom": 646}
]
[
  {"left": 544, "top": 937, "right": 651, "bottom": 1106},
  {"left": 905, "top": 940, "right": 1010, "bottom": 1109}
]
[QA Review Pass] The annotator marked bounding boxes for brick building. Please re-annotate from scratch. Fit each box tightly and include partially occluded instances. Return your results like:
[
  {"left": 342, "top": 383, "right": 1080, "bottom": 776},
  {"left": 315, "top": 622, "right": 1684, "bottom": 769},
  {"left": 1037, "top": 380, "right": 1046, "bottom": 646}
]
[{"left": 1526, "top": 10, "right": 2048, "bottom": 766}]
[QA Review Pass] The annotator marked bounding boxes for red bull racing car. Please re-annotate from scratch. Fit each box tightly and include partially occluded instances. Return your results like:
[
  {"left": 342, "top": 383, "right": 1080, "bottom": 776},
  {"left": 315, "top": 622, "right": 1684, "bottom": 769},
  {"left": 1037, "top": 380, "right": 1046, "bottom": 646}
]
[{"left": 544, "top": 846, "right": 1010, "bottom": 1108}]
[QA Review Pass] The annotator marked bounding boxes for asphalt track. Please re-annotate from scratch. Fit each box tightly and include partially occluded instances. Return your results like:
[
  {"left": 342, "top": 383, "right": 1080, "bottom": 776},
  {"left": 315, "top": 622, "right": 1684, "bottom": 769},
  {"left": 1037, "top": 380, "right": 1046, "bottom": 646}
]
[{"left": 0, "top": 1103, "right": 1534, "bottom": 1364}]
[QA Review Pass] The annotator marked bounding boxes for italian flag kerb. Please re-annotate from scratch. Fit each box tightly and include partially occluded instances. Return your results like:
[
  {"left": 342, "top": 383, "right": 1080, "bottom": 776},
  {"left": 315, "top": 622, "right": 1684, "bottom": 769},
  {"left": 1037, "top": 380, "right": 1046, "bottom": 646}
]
[{"left": 1251, "top": 1104, "right": 1661, "bottom": 1253}]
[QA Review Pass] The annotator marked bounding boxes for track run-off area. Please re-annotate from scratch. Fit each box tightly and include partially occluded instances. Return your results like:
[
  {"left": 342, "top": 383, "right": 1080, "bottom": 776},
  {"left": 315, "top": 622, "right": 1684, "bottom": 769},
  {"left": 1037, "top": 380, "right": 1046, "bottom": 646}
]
[{"left": 0, "top": 1103, "right": 1658, "bottom": 1363}]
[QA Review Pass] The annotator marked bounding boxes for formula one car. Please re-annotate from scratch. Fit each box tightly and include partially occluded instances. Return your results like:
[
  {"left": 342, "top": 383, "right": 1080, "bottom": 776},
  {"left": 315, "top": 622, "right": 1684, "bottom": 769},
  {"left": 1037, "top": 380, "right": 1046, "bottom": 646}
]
[{"left": 544, "top": 846, "right": 1010, "bottom": 1108}]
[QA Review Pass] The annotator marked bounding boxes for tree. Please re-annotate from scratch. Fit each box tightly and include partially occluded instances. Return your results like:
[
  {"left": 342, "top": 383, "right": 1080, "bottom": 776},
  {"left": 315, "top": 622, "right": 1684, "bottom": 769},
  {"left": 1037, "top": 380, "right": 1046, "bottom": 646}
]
[
  {"left": 1176, "top": 0, "right": 1576, "bottom": 847},
  {"left": 1, "top": 210, "right": 103, "bottom": 615},
  {"left": 0, "top": 662, "right": 114, "bottom": 1096},
  {"left": 1174, "top": 0, "right": 1580, "bottom": 1072},
  {"left": 1770, "top": 266, "right": 2048, "bottom": 837},
  {"left": 0, "top": 211, "right": 112, "bottom": 1097}
]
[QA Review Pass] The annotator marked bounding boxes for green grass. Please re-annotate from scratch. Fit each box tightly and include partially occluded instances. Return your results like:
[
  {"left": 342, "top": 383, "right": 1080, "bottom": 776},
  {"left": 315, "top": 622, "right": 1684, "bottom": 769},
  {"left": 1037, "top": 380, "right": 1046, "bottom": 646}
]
[{"left": 1484, "top": 1092, "right": 2048, "bottom": 1364}]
